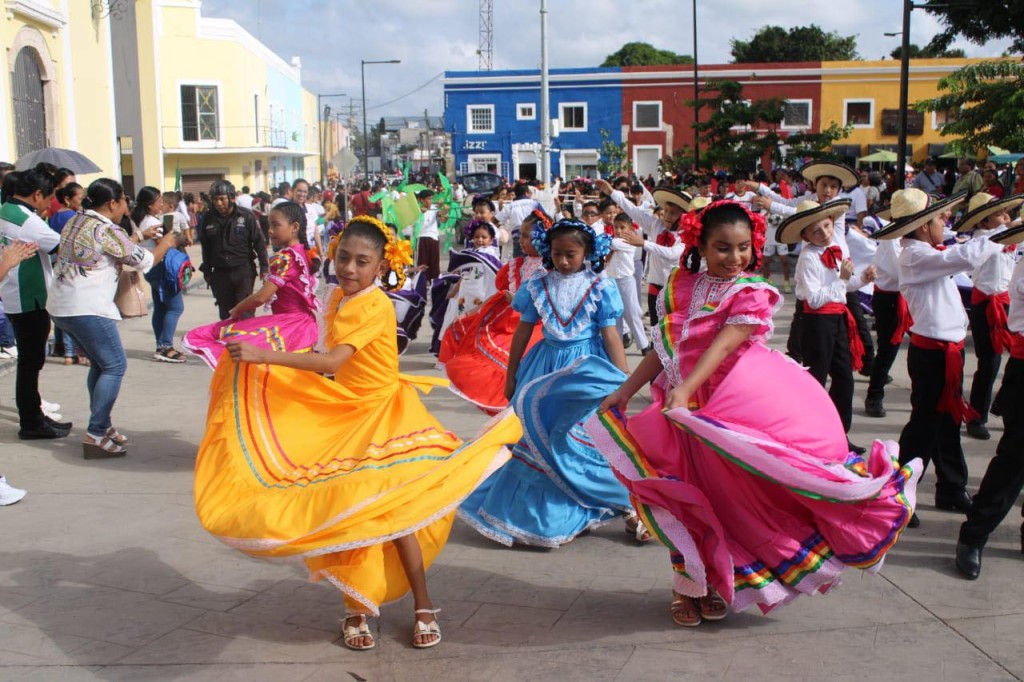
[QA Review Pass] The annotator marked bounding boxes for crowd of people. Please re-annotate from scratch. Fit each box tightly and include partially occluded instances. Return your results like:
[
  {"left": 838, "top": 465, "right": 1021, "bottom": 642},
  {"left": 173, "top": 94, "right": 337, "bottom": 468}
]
[{"left": 2, "top": 153, "right": 1024, "bottom": 651}]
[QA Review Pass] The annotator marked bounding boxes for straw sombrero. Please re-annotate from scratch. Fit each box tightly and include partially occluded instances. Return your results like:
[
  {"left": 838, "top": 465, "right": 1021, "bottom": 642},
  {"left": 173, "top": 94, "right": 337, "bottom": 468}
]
[
  {"left": 872, "top": 189, "right": 966, "bottom": 241},
  {"left": 690, "top": 196, "right": 712, "bottom": 211},
  {"left": 775, "top": 199, "right": 852, "bottom": 245},
  {"left": 953, "top": 192, "right": 1024, "bottom": 233},
  {"left": 652, "top": 187, "right": 693, "bottom": 212},
  {"left": 989, "top": 225, "right": 1024, "bottom": 246},
  {"left": 800, "top": 161, "right": 859, "bottom": 191}
]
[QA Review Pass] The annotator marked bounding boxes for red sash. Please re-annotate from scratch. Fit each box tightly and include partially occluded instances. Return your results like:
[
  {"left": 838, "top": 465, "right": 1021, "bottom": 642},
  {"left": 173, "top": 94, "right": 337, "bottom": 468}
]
[
  {"left": 875, "top": 287, "right": 913, "bottom": 345},
  {"left": 970, "top": 289, "right": 1012, "bottom": 355},
  {"left": 802, "top": 301, "right": 865, "bottom": 372},
  {"left": 1010, "top": 333, "right": 1024, "bottom": 361},
  {"left": 909, "top": 334, "right": 979, "bottom": 424}
]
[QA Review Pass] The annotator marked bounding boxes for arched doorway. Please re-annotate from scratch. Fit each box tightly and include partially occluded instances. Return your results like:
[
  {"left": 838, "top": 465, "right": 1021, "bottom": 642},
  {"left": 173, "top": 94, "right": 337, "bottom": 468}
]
[{"left": 12, "top": 47, "right": 48, "bottom": 158}]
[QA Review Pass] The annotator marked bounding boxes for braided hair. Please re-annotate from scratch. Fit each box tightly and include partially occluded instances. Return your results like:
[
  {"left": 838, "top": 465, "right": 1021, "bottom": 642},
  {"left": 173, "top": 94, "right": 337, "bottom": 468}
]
[
  {"left": 270, "top": 201, "right": 319, "bottom": 269},
  {"left": 683, "top": 202, "right": 762, "bottom": 274},
  {"left": 534, "top": 218, "right": 611, "bottom": 274}
]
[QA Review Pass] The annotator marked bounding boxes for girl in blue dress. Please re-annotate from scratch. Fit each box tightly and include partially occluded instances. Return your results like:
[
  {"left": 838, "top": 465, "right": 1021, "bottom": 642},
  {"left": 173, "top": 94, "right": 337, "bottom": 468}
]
[{"left": 459, "top": 218, "right": 645, "bottom": 546}]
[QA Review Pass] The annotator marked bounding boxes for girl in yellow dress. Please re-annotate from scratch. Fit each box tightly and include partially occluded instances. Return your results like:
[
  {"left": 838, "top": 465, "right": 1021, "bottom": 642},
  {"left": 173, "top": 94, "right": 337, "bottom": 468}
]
[{"left": 195, "top": 215, "right": 518, "bottom": 651}]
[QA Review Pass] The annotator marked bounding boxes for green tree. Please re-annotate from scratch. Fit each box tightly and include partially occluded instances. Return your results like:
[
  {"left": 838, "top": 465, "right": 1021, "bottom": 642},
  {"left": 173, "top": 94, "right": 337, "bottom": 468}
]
[
  {"left": 914, "top": 60, "right": 1024, "bottom": 155},
  {"left": 658, "top": 146, "right": 694, "bottom": 180},
  {"left": 597, "top": 129, "right": 630, "bottom": 177},
  {"left": 731, "top": 25, "right": 859, "bottom": 63},
  {"left": 890, "top": 44, "right": 966, "bottom": 60},
  {"left": 778, "top": 122, "right": 854, "bottom": 166},
  {"left": 924, "top": 2, "right": 1024, "bottom": 55},
  {"left": 601, "top": 41, "right": 692, "bottom": 67}
]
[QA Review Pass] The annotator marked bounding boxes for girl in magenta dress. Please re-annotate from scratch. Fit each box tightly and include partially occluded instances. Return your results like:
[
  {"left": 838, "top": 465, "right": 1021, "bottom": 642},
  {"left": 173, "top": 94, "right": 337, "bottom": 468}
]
[
  {"left": 439, "top": 209, "right": 550, "bottom": 414},
  {"left": 586, "top": 201, "right": 921, "bottom": 626},
  {"left": 184, "top": 202, "right": 320, "bottom": 369}
]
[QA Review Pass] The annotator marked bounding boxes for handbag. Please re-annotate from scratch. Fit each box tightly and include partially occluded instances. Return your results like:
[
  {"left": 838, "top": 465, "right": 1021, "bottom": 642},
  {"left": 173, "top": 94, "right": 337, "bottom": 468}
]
[{"left": 114, "top": 269, "right": 148, "bottom": 318}]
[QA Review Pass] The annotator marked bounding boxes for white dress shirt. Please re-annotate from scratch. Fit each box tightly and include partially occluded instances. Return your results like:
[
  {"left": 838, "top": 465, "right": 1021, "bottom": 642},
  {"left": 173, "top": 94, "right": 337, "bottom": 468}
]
[
  {"left": 795, "top": 239, "right": 863, "bottom": 310},
  {"left": 969, "top": 227, "right": 1014, "bottom": 296},
  {"left": 605, "top": 237, "right": 636, "bottom": 280},
  {"left": 899, "top": 237, "right": 1003, "bottom": 342},
  {"left": 872, "top": 238, "right": 902, "bottom": 292},
  {"left": 497, "top": 197, "right": 541, "bottom": 237},
  {"left": 1007, "top": 257, "right": 1024, "bottom": 333},
  {"left": 608, "top": 189, "right": 682, "bottom": 287}
]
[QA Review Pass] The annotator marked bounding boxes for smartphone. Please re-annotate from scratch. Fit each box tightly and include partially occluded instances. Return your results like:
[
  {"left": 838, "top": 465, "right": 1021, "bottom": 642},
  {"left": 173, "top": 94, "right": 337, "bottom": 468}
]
[{"left": 162, "top": 214, "right": 175, "bottom": 234}]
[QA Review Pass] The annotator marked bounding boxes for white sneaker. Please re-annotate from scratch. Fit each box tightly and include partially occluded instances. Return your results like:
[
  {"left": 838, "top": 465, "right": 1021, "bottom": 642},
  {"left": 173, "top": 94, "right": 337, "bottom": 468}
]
[
  {"left": 0, "top": 476, "right": 27, "bottom": 506},
  {"left": 0, "top": 346, "right": 16, "bottom": 360},
  {"left": 41, "top": 399, "right": 61, "bottom": 413}
]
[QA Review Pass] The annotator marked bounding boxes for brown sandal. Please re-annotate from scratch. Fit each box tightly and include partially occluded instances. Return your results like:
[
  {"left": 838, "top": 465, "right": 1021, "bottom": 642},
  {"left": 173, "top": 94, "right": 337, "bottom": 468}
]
[
  {"left": 670, "top": 593, "right": 701, "bottom": 627},
  {"left": 697, "top": 589, "right": 728, "bottom": 621}
]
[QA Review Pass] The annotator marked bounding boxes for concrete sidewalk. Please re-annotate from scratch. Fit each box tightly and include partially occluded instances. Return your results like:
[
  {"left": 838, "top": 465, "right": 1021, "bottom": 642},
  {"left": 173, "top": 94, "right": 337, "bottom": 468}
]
[{"left": 1, "top": 277, "right": 1022, "bottom": 681}]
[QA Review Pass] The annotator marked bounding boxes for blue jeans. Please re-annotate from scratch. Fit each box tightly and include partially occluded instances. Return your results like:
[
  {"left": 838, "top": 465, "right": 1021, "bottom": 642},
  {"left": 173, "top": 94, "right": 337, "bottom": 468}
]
[
  {"left": 52, "top": 315, "right": 127, "bottom": 436},
  {"left": 151, "top": 289, "right": 184, "bottom": 349},
  {"left": 0, "top": 300, "right": 14, "bottom": 347},
  {"left": 54, "top": 326, "right": 77, "bottom": 357}
]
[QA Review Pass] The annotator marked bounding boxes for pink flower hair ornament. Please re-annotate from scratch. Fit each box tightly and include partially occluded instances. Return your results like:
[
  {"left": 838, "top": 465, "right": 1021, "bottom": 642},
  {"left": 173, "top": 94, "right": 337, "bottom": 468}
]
[{"left": 677, "top": 199, "right": 767, "bottom": 266}]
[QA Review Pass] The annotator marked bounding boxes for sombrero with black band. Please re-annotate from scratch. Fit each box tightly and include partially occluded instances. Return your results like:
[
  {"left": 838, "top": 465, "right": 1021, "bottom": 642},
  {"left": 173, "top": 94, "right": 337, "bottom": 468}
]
[
  {"left": 953, "top": 192, "right": 1024, "bottom": 233},
  {"left": 800, "top": 161, "right": 859, "bottom": 191},
  {"left": 989, "top": 225, "right": 1024, "bottom": 246},
  {"left": 652, "top": 187, "right": 693, "bottom": 212},
  {"left": 872, "top": 189, "right": 967, "bottom": 241},
  {"left": 775, "top": 198, "right": 852, "bottom": 245}
]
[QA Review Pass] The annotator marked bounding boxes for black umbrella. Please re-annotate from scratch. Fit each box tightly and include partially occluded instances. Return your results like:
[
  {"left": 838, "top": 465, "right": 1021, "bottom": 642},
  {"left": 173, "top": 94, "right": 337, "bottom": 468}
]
[{"left": 15, "top": 147, "right": 102, "bottom": 174}]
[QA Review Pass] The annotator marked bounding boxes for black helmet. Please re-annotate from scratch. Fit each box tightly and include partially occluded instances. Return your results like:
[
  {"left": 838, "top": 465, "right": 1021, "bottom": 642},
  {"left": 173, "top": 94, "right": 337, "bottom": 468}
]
[{"left": 209, "top": 179, "right": 236, "bottom": 198}]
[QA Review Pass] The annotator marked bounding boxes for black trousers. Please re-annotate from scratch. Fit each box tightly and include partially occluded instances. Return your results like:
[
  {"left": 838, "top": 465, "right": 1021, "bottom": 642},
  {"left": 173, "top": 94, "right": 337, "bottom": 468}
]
[
  {"left": 967, "top": 300, "right": 1006, "bottom": 425},
  {"left": 8, "top": 308, "right": 50, "bottom": 428},
  {"left": 787, "top": 304, "right": 803, "bottom": 363},
  {"left": 898, "top": 343, "right": 969, "bottom": 496},
  {"left": 209, "top": 266, "right": 256, "bottom": 321},
  {"left": 847, "top": 291, "right": 875, "bottom": 373},
  {"left": 801, "top": 312, "right": 854, "bottom": 432},
  {"left": 648, "top": 283, "right": 663, "bottom": 328},
  {"left": 959, "top": 356, "right": 1024, "bottom": 547},
  {"left": 867, "top": 289, "right": 902, "bottom": 402}
]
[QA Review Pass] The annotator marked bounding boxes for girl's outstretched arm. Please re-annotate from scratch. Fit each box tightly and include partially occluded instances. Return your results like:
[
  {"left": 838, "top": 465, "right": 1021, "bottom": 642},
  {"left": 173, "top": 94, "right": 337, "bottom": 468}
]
[
  {"left": 228, "top": 280, "right": 280, "bottom": 319},
  {"left": 600, "top": 326, "right": 629, "bottom": 373},
  {"left": 226, "top": 340, "right": 355, "bottom": 375},
  {"left": 664, "top": 324, "right": 755, "bottom": 410},
  {"left": 599, "top": 350, "right": 664, "bottom": 414},
  {"left": 504, "top": 321, "right": 537, "bottom": 400}
]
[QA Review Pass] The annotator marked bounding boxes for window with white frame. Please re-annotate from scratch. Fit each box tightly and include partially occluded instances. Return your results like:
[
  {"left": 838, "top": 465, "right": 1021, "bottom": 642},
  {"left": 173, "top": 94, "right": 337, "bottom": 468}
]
[
  {"left": 562, "top": 150, "right": 598, "bottom": 178},
  {"left": 932, "top": 107, "right": 958, "bottom": 130},
  {"left": 782, "top": 100, "right": 812, "bottom": 129},
  {"left": 727, "top": 99, "right": 753, "bottom": 131},
  {"left": 559, "top": 103, "right": 587, "bottom": 132},
  {"left": 467, "top": 105, "right": 495, "bottom": 134},
  {"left": 516, "top": 103, "right": 536, "bottom": 120},
  {"left": 633, "top": 101, "right": 662, "bottom": 131},
  {"left": 181, "top": 85, "right": 219, "bottom": 141},
  {"left": 844, "top": 99, "right": 874, "bottom": 128}
]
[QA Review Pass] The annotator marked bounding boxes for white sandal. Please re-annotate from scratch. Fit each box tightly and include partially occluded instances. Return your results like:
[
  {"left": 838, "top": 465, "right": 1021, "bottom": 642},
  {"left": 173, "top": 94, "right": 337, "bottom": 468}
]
[
  {"left": 625, "top": 512, "right": 655, "bottom": 543},
  {"left": 83, "top": 432, "right": 128, "bottom": 459},
  {"left": 342, "top": 613, "right": 375, "bottom": 651},
  {"left": 412, "top": 608, "right": 442, "bottom": 649}
]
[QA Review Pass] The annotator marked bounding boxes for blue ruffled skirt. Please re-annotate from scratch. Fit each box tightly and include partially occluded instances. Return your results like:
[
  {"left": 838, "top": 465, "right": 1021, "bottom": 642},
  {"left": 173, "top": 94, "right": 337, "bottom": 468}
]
[{"left": 459, "top": 341, "right": 631, "bottom": 547}]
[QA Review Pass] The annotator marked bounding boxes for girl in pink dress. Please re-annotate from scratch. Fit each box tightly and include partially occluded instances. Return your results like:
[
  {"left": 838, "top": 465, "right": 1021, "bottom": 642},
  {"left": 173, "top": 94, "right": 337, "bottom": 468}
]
[
  {"left": 586, "top": 200, "right": 921, "bottom": 627},
  {"left": 184, "top": 202, "right": 320, "bottom": 369}
]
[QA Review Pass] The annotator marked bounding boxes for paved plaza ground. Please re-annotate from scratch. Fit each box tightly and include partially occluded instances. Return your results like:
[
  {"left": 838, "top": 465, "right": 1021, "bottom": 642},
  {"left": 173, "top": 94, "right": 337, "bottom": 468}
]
[{"left": 2, "top": 254, "right": 1023, "bottom": 680}]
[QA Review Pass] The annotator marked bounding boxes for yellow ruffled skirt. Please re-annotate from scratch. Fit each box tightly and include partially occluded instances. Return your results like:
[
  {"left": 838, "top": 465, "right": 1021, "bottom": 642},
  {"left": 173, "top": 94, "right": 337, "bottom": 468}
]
[{"left": 194, "top": 359, "right": 518, "bottom": 614}]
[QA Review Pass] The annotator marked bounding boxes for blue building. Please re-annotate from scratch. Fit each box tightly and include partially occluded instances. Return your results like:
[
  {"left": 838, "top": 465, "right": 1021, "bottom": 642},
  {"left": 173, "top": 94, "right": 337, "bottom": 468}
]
[{"left": 443, "top": 67, "right": 622, "bottom": 182}]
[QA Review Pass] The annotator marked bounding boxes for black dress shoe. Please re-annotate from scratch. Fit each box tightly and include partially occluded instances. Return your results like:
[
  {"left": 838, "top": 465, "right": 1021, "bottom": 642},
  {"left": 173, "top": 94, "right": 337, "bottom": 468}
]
[
  {"left": 864, "top": 399, "right": 887, "bottom": 418},
  {"left": 955, "top": 542, "right": 982, "bottom": 580},
  {"left": 847, "top": 441, "right": 867, "bottom": 455},
  {"left": 44, "top": 415, "right": 72, "bottom": 431},
  {"left": 885, "top": 375, "right": 894, "bottom": 385},
  {"left": 966, "top": 422, "right": 991, "bottom": 440},
  {"left": 622, "top": 333, "right": 633, "bottom": 350},
  {"left": 18, "top": 422, "right": 72, "bottom": 440},
  {"left": 935, "top": 489, "right": 973, "bottom": 513},
  {"left": 907, "top": 513, "right": 920, "bottom": 528}
]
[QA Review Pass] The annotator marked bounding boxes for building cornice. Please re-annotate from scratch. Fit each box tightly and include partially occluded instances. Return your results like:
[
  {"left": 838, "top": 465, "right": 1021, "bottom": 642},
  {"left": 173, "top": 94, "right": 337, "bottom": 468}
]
[
  {"left": 4, "top": 0, "right": 68, "bottom": 29},
  {"left": 197, "top": 17, "right": 300, "bottom": 83}
]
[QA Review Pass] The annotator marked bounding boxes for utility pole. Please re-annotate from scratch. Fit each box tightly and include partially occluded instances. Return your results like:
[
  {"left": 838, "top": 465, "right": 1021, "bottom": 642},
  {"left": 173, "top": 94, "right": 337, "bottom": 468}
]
[
  {"left": 896, "top": 0, "right": 912, "bottom": 190},
  {"left": 539, "top": 0, "right": 551, "bottom": 182},
  {"left": 692, "top": 0, "right": 700, "bottom": 172}
]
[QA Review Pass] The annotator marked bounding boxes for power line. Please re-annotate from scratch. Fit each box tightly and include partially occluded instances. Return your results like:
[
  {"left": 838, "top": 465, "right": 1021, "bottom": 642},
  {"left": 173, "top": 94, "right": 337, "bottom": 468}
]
[{"left": 365, "top": 72, "right": 444, "bottom": 112}]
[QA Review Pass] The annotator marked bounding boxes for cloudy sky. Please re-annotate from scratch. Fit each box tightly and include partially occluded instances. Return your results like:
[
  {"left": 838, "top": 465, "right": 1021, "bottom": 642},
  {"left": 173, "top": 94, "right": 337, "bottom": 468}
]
[{"left": 202, "top": 0, "right": 1012, "bottom": 119}]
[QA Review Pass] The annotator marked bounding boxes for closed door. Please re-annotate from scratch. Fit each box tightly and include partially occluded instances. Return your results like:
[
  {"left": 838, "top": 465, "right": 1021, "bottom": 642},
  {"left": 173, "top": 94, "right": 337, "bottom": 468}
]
[
  {"left": 635, "top": 147, "right": 661, "bottom": 178},
  {"left": 12, "top": 47, "right": 47, "bottom": 158}
]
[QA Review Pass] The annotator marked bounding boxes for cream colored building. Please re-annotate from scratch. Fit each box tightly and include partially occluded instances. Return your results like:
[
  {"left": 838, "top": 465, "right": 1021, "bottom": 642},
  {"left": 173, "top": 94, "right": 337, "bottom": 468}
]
[
  {"left": 0, "top": 1, "right": 119, "bottom": 182},
  {"left": 112, "top": 0, "right": 321, "bottom": 196}
]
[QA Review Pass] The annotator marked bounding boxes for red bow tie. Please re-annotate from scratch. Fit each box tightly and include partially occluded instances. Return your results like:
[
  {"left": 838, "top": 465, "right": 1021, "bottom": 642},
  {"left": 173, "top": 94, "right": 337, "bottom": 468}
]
[
  {"left": 933, "top": 244, "right": 947, "bottom": 251},
  {"left": 820, "top": 245, "right": 843, "bottom": 270},
  {"left": 1004, "top": 244, "right": 1017, "bottom": 254},
  {"left": 656, "top": 231, "right": 677, "bottom": 247}
]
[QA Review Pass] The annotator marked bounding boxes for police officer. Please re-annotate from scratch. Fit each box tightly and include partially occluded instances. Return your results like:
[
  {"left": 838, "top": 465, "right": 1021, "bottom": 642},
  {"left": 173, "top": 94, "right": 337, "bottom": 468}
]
[{"left": 198, "top": 180, "right": 268, "bottom": 320}]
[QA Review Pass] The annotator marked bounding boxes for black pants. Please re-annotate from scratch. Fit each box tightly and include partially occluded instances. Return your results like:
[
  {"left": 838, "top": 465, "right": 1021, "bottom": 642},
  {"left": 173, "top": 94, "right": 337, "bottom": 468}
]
[
  {"left": 648, "top": 283, "right": 663, "bottom": 328},
  {"left": 959, "top": 357, "right": 1024, "bottom": 547},
  {"left": 8, "top": 308, "right": 50, "bottom": 429},
  {"left": 967, "top": 300, "right": 1006, "bottom": 425},
  {"left": 801, "top": 312, "right": 854, "bottom": 432},
  {"left": 847, "top": 291, "right": 874, "bottom": 373},
  {"left": 787, "top": 304, "right": 803, "bottom": 363},
  {"left": 867, "top": 290, "right": 902, "bottom": 402},
  {"left": 898, "top": 343, "right": 969, "bottom": 496},
  {"left": 209, "top": 266, "right": 256, "bottom": 321}
]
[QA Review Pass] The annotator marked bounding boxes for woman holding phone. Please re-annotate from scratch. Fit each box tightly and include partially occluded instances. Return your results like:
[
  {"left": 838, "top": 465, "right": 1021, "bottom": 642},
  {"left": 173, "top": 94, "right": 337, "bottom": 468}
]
[{"left": 132, "top": 186, "right": 187, "bottom": 363}]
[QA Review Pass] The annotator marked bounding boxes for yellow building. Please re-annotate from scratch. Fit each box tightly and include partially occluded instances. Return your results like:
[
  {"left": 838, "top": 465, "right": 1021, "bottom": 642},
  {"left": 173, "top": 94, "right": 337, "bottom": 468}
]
[
  {"left": 820, "top": 58, "right": 996, "bottom": 164},
  {"left": 111, "top": 0, "right": 320, "bottom": 196},
  {"left": 0, "top": 1, "right": 119, "bottom": 182}
]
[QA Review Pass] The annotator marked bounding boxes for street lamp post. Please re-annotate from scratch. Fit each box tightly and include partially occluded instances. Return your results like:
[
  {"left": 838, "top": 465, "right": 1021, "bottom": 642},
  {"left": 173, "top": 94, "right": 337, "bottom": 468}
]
[
  {"left": 317, "top": 92, "right": 346, "bottom": 183},
  {"left": 361, "top": 59, "right": 401, "bottom": 178},
  {"left": 692, "top": 0, "right": 700, "bottom": 173}
]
